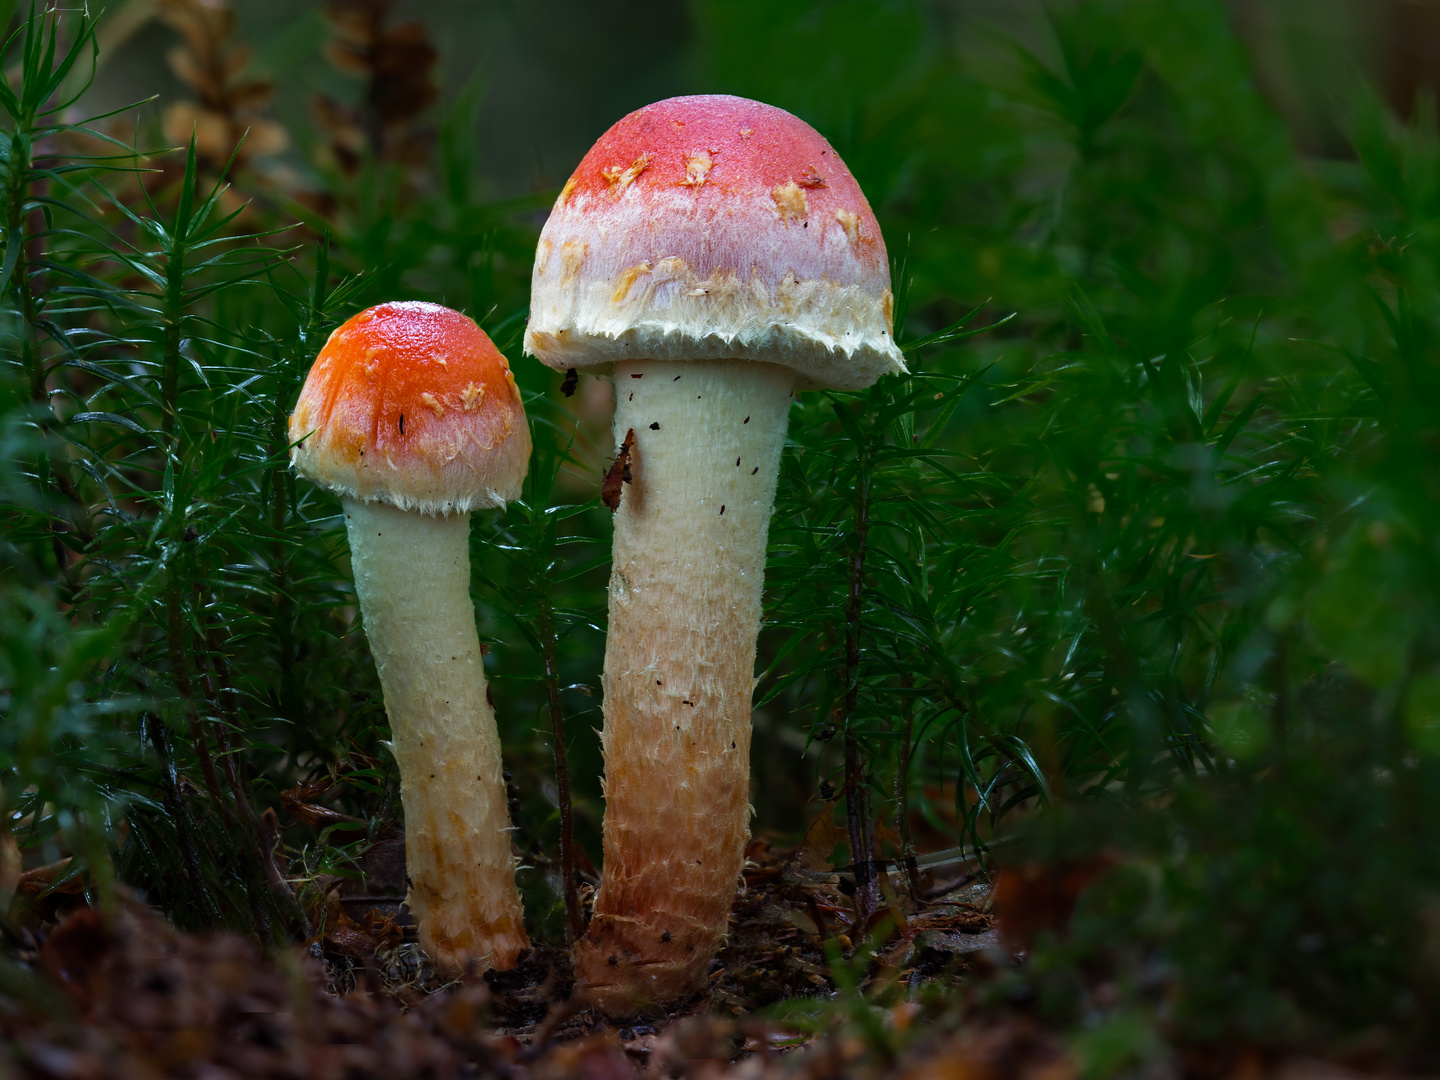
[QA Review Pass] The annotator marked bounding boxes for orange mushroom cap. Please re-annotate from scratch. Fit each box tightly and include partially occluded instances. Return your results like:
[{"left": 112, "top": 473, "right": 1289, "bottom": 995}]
[{"left": 290, "top": 302, "right": 531, "bottom": 515}]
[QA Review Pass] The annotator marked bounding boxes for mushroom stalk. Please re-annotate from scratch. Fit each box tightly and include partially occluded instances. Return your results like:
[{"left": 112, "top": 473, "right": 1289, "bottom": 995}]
[
  {"left": 343, "top": 497, "right": 527, "bottom": 973},
  {"left": 575, "top": 358, "right": 794, "bottom": 1011}
]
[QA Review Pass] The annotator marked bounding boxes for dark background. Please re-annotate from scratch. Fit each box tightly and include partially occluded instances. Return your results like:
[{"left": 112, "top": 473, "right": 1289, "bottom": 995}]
[{"left": 76, "top": 0, "right": 1436, "bottom": 197}]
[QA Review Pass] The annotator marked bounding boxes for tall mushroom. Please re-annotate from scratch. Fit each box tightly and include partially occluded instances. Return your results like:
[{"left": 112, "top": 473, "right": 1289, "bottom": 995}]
[
  {"left": 526, "top": 95, "right": 904, "bottom": 1012},
  {"left": 290, "top": 301, "right": 532, "bottom": 975}
]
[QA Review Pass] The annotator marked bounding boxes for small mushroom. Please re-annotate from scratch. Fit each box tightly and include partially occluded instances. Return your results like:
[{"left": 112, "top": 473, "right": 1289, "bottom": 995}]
[
  {"left": 526, "top": 95, "right": 904, "bottom": 1013},
  {"left": 290, "top": 301, "right": 532, "bottom": 975}
]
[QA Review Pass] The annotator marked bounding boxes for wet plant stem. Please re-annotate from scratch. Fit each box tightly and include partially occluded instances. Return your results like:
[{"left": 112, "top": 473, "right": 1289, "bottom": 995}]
[
  {"left": 537, "top": 587, "right": 582, "bottom": 943},
  {"left": 269, "top": 380, "right": 297, "bottom": 718},
  {"left": 6, "top": 129, "right": 40, "bottom": 407},
  {"left": 158, "top": 180, "right": 216, "bottom": 813},
  {"left": 842, "top": 420, "right": 878, "bottom": 925},
  {"left": 5, "top": 130, "right": 82, "bottom": 586},
  {"left": 269, "top": 244, "right": 328, "bottom": 722},
  {"left": 160, "top": 160, "right": 194, "bottom": 444},
  {"left": 161, "top": 295, "right": 184, "bottom": 442}
]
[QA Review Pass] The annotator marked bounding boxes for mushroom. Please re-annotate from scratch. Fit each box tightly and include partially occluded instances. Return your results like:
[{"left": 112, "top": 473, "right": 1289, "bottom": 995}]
[
  {"left": 290, "top": 301, "right": 532, "bottom": 975},
  {"left": 526, "top": 95, "right": 904, "bottom": 1012}
]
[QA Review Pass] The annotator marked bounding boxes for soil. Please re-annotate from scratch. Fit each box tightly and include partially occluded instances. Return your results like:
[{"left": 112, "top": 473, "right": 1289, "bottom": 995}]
[
  {"left": 0, "top": 840, "right": 1024, "bottom": 1079},
  {"left": 3, "top": 840, "right": 1400, "bottom": 1079}
]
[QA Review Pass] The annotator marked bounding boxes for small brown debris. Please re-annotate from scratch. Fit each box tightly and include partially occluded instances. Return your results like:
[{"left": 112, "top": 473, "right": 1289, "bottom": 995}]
[
  {"left": 602, "top": 428, "right": 636, "bottom": 512},
  {"left": 649, "top": 422, "right": 660, "bottom": 430},
  {"left": 799, "top": 165, "right": 827, "bottom": 187},
  {"left": 560, "top": 368, "right": 578, "bottom": 397}
]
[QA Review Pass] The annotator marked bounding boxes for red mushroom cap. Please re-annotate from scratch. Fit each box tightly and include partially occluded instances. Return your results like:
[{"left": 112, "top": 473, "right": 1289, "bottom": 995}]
[
  {"left": 525, "top": 95, "right": 905, "bottom": 390},
  {"left": 290, "top": 302, "right": 531, "bottom": 514}
]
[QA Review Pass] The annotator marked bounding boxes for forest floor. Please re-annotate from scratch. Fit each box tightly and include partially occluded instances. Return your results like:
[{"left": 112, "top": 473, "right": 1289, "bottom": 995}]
[{"left": 0, "top": 842, "right": 1373, "bottom": 1080}]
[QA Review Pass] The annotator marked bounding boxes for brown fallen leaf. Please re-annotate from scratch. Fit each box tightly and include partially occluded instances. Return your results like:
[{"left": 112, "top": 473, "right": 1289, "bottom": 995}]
[
  {"left": 320, "top": 908, "right": 382, "bottom": 959},
  {"left": 37, "top": 907, "right": 112, "bottom": 1011},
  {"left": 281, "top": 779, "right": 366, "bottom": 830},
  {"left": 15, "top": 857, "right": 85, "bottom": 897}
]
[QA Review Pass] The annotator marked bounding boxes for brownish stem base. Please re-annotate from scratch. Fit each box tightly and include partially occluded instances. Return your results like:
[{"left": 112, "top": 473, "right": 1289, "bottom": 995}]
[{"left": 574, "top": 359, "right": 794, "bottom": 1015}]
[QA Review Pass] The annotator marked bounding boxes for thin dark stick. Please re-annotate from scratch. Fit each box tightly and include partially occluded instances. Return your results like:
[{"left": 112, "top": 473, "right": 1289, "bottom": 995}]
[
  {"left": 269, "top": 380, "right": 299, "bottom": 720},
  {"left": 259, "top": 807, "right": 312, "bottom": 940},
  {"left": 197, "top": 596, "right": 256, "bottom": 823},
  {"left": 842, "top": 430, "right": 878, "bottom": 926},
  {"left": 191, "top": 608, "right": 299, "bottom": 944},
  {"left": 895, "top": 675, "right": 923, "bottom": 903},
  {"left": 146, "top": 712, "right": 223, "bottom": 925},
  {"left": 522, "top": 995, "right": 585, "bottom": 1060},
  {"left": 168, "top": 586, "right": 226, "bottom": 808},
  {"left": 197, "top": 602, "right": 256, "bottom": 824}
]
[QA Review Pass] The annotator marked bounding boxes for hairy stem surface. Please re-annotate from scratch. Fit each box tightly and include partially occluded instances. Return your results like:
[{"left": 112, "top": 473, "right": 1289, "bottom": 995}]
[
  {"left": 344, "top": 497, "right": 527, "bottom": 974},
  {"left": 575, "top": 359, "right": 793, "bottom": 1014}
]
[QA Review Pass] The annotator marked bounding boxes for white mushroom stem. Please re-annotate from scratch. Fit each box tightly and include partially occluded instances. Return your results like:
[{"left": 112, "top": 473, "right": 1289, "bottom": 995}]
[
  {"left": 343, "top": 497, "right": 527, "bottom": 974},
  {"left": 575, "top": 358, "right": 795, "bottom": 1012}
]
